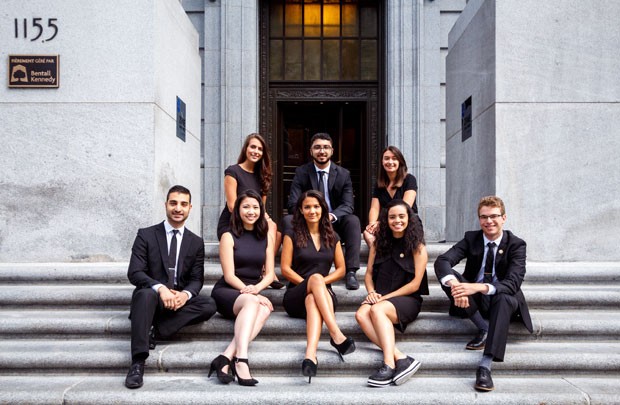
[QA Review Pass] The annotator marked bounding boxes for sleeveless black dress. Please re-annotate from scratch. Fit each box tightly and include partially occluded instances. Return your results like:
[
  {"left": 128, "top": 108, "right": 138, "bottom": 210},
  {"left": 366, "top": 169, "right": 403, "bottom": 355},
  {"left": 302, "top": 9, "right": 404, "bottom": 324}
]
[
  {"left": 216, "top": 164, "right": 262, "bottom": 239},
  {"left": 372, "top": 173, "right": 418, "bottom": 213},
  {"left": 211, "top": 231, "right": 268, "bottom": 319},
  {"left": 283, "top": 232, "right": 341, "bottom": 319},
  {"left": 370, "top": 237, "right": 429, "bottom": 332}
]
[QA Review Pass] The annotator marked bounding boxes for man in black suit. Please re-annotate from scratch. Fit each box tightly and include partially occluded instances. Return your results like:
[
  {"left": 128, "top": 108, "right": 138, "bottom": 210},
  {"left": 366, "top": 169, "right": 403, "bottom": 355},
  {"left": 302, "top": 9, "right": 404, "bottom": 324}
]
[
  {"left": 434, "top": 196, "right": 532, "bottom": 392},
  {"left": 125, "top": 185, "right": 217, "bottom": 389},
  {"left": 286, "top": 132, "right": 361, "bottom": 290}
]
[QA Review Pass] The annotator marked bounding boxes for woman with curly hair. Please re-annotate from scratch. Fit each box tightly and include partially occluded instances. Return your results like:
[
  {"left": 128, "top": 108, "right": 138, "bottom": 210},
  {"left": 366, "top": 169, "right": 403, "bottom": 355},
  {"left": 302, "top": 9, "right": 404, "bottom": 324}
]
[
  {"left": 281, "top": 190, "right": 355, "bottom": 383},
  {"left": 217, "top": 133, "right": 283, "bottom": 288},
  {"left": 356, "top": 199, "right": 428, "bottom": 387},
  {"left": 364, "top": 146, "right": 419, "bottom": 246}
]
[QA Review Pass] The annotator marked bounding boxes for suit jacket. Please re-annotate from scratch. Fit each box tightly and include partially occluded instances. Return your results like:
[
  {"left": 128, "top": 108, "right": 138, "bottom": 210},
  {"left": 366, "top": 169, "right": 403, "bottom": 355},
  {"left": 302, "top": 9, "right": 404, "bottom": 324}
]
[
  {"left": 434, "top": 230, "right": 533, "bottom": 332},
  {"left": 127, "top": 222, "right": 205, "bottom": 298},
  {"left": 287, "top": 161, "right": 355, "bottom": 219}
]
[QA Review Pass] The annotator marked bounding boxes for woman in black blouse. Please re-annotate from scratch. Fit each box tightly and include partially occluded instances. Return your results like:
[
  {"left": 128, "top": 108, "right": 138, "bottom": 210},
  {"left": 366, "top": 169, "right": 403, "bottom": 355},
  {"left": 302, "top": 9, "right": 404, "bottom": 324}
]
[
  {"left": 364, "top": 146, "right": 418, "bottom": 246},
  {"left": 210, "top": 190, "right": 275, "bottom": 386},
  {"left": 281, "top": 190, "right": 356, "bottom": 383},
  {"left": 356, "top": 199, "right": 428, "bottom": 387}
]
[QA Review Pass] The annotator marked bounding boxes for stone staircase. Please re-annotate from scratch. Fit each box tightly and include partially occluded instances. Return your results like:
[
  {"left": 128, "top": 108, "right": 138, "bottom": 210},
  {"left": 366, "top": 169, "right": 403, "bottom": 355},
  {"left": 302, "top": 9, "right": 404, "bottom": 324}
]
[{"left": 1, "top": 244, "right": 619, "bottom": 404}]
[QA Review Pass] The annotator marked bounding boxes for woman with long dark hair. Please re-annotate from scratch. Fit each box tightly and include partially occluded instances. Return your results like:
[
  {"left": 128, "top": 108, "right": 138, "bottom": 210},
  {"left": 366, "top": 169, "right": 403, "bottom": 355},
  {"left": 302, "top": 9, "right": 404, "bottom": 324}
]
[
  {"left": 209, "top": 190, "right": 274, "bottom": 386},
  {"left": 364, "top": 146, "right": 419, "bottom": 246},
  {"left": 281, "top": 190, "right": 355, "bottom": 383},
  {"left": 356, "top": 199, "right": 428, "bottom": 387},
  {"left": 217, "top": 133, "right": 283, "bottom": 288}
]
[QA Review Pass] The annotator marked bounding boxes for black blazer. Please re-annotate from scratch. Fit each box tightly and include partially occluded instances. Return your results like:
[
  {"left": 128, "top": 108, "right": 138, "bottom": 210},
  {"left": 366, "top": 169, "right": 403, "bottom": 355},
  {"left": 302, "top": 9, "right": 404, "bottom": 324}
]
[
  {"left": 127, "top": 222, "right": 205, "bottom": 298},
  {"left": 287, "top": 161, "right": 355, "bottom": 219},
  {"left": 434, "top": 230, "right": 533, "bottom": 332}
]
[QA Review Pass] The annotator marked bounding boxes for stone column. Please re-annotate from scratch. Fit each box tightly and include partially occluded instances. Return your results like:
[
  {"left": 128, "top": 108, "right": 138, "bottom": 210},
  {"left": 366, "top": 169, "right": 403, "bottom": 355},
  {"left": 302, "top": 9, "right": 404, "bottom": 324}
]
[
  {"left": 386, "top": 0, "right": 444, "bottom": 241},
  {"left": 202, "top": 0, "right": 260, "bottom": 242}
]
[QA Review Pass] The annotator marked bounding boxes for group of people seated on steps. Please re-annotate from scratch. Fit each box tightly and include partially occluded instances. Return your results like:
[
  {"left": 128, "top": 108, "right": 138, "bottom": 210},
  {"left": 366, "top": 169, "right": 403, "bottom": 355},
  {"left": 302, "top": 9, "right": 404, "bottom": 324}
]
[{"left": 125, "top": 132, "right": 532, "bottom": 393}]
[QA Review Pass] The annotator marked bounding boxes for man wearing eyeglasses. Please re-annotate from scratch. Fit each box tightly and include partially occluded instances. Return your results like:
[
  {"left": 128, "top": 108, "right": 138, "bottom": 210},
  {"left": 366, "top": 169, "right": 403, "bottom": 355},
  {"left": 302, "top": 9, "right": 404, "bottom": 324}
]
[
  {"left": 287, "top": 132, "right": 361, "bottom": 290},
  {"left": 434, "top": 196, "right": 532, "bottom": 392}
]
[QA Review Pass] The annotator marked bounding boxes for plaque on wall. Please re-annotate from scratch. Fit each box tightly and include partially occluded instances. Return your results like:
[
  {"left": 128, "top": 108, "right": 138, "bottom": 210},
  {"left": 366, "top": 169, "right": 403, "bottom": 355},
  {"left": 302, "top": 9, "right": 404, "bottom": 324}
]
[{"left": 8, "top": 55, "right": 59, "bottom": 88}]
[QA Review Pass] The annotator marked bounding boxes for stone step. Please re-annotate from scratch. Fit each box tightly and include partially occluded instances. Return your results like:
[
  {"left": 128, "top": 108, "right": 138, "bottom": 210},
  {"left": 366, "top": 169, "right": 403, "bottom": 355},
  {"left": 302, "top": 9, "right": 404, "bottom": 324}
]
[
  {"left": 1, "top": 375, "right": 618, "bottom": 405},
  {"left": 2, "top": 339, "right": 619, "bottom": 376},
  {"left": 2, "top": 261, "right": 619, "bottom": 285},
  {"left": 1, "top": 310, "right": 618, "bottom": 341},
  {"left": 1, "top": 283, "right": 618, "bottom": 311}
]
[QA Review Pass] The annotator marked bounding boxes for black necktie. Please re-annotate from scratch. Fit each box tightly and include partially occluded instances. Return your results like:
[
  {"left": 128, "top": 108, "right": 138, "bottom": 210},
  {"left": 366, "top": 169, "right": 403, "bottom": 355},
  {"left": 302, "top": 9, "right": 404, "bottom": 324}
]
[
  {"left": 317, "top": 171, "right": 326, "bottom": 196},
  {"left": 167, "top": 230, "right": 179, "bottom": 289},
  {"left": 484, "top": 242, "right": 496, "bottom": 284}
]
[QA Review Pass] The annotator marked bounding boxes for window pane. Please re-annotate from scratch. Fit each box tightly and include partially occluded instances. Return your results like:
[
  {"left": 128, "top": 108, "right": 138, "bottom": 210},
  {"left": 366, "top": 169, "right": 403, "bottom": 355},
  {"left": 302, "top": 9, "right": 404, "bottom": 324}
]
[
  {"left": 304, "top": 40, "right": 321, "bottom": 80},
  {"left": 322, "top": 40, "right": 340, "bottom": 80},
  {"left": 304, "top": 4, "right": 321, "bottom": 37},
  {"left": 285, "top": 40, "right": 302, "bottom": 80},
  {"left": 285, "top": 4, "right": 302, "bottom": 37},
  {"left": 323, "top": 4, "right": 340, "bottom": 37},
  {"left": 342, "top": 4, "right": 358, "bottom": 37},
  {"left": 360, "top": 6, "right": 377, "bottom": 37},
  {"left": 270, "top": 3, "right": 283, "bottom": 37},
  {"left": 361, "top": 39, "right": 376, "bottom": 80},
  {"left": 342, "top": 40, "right": 359, "bottom": 80},
  {"left": 270, "top": 40, "right": 283, "bottom": 80}
]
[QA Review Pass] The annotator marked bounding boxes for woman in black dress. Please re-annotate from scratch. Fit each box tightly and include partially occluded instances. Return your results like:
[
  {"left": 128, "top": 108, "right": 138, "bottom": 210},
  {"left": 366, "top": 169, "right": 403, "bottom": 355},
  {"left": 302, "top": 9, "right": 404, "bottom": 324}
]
[
  {"left": 281, "top": 190, "right": 356, "bottom": 383},
  {"left": 209, "top": 190, "right": 275, "bottom": 386},
  {"left": 356, "top": 199, "right": 428, "bottom": 387},
  {"left": 217, "top": 133, "right": 283, "bottom": 288},
  {"left": 363, "top": 146, "right": 418, "bottom": 246}
]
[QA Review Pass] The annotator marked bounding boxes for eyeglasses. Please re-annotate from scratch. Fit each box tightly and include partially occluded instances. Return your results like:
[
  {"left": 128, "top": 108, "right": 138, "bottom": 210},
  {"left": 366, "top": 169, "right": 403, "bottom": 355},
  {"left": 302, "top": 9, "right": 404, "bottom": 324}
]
[
  {"left": 479, "top": 214, "right": 503, "bottom": 220},
  {"left": 312, "top": 145, "right": 332, "bottom": 151}
]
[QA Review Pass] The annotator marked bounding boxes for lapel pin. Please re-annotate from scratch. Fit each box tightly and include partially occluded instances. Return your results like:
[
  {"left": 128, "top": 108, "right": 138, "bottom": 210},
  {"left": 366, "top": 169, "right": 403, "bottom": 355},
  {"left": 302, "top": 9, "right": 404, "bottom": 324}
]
[
  {"left": 399, "top": 253, "right": 404, "bottom": 258},
  {"left": 498, "top": 249, "right": 504, "bottom": 255}
]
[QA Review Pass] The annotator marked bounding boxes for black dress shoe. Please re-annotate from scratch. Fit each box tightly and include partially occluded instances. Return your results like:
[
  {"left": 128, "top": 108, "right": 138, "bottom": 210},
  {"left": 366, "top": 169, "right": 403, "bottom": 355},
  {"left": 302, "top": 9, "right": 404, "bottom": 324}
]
[
  {"left": 367, "top": 363, "right": 395, "bottom": 387},
  {"left": 345, "top": 271, "right": 359, "bottom": 290},
  {"left": 269, "top": 280, "right": 285, "bottom": 289},
  {"left": 474, "top": 366, "right": 494, "bottom": 391},
  {"left": 466, "top": 329, "right": 487, "bottom": 350},
  {"left": 330, "top": 336, "right": 356, "bottom": 361},
  {"left": 125, "top": 362, "right": 144, "bottom": 389},
  {"left": 301, "top": 358, "right": 318, "bottom": 384}
]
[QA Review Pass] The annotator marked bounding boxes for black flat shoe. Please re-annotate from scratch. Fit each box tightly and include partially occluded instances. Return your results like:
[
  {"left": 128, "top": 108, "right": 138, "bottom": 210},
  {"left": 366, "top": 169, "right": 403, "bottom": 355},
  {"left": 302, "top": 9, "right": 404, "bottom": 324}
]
[
  {"left": 125, "top": 361, "right": 144, "bottom": 389},
  {"left": 345, "top": 271, "right": 359, "bottom": 290},
  {"left": 301, "top": 358, "right": 318, "bottom": 384},
  {"left": 474, "top": 366, "right": 494, "bottom": 391},
  {"left": 208, "top": 354, "right": 234, "bottom": 384},
  {"left": 466, "top": 329, "right": 488, "bottom": 350},
  {"left": 330, "top": 336, "right": 356, "bottom": 361},
  {"left": 231, "top": 357, "right": 258, "bottom": 386}
]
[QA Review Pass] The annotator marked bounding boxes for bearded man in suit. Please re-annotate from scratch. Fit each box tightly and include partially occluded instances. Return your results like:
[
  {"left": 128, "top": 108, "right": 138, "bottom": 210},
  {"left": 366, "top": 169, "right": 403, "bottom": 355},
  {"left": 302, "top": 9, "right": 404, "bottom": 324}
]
[
  {"left": 434, "top": 196, "right": 532, "bottom": 392},
  {"left": 125, "top": 185, "right": 217, "bottom": 389}
]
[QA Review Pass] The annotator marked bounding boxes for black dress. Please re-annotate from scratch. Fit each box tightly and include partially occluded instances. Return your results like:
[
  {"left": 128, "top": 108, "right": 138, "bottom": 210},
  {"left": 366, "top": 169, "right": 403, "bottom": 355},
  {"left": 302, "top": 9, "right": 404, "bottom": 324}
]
[
  {"left": 370, "top": 237, "right": 429, "bottom": 332},
  {"left": 211, "top": 231, "right": 267, "bottom": 319},
  {"left": 216, "top": 164, "right": 262, "bottom": 239},
  {"left": 372, "top": 173, "right": 418, "bottom": 213},
  {"left": 283, "top": 232, "right": 340, "bottom": 319}
]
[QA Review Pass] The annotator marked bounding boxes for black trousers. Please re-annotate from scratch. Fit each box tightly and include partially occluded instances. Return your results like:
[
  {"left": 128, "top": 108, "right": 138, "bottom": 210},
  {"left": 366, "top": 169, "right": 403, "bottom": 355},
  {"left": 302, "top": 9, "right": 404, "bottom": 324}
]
[
  {"left": 282, "top": 214, "right": 361, "bottom": 271},
  {"left": 439, "top": 270, "right": 519, "bottom": 362},
  {"left": 129, "top": 288, "right": 217, "bottom": 360}
]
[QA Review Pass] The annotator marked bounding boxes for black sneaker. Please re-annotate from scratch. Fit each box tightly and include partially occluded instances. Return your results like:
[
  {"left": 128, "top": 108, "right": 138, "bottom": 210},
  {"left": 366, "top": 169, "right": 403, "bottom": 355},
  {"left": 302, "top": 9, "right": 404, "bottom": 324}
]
[
  {"left": 367, "top": 363, "right": 395, "bottom": 387},
  {"left": 393, "top": 356, "right": 421, "bottom": 386}
]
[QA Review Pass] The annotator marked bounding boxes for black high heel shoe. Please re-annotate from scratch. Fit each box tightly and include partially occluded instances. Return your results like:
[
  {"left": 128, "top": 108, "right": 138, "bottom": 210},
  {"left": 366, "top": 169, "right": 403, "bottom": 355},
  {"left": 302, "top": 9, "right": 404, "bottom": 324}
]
[
  {"left": 208, "top": 354, "right": 234, "bottom": 384},
  {"left": 301, "top": 358, "right": 318, "bottom": 384},
  {"left": 330, "top": 336, "right": 356, "bottom": 361},
  {"left": 231, "top": 357, "right": 258, "bottom": 386}
]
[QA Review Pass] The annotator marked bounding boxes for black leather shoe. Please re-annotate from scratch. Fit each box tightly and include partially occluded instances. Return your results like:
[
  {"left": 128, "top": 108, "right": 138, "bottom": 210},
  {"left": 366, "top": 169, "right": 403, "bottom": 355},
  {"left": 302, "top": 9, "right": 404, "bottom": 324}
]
[
  {"left": 301, "top": 358, "right": 318, "bottom": 384},
  {"left": 367, "top": 363, "right": 395, "bottom": 387},
  {"left": 125, "top": 362, "right": 144, "bottom": 389},
  {"left": 393, "top": 356, "right": 421, "bottom": 386},
  {"left": 466, "top": 329, "right": 487, "bottom": 350},
  {"left": 474, "top": 366, "right": 494, "bottom": 391},
  {"left": 345, "top": 271, "right": 359, "bottom": 290},
  {"left": 269, "top": 280, "right": 285, "bottom": 289}
]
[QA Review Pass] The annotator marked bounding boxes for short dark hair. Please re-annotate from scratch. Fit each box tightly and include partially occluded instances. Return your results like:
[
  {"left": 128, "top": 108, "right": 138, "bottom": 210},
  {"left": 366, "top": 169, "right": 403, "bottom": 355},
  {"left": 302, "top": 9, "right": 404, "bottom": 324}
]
[
  {"left": 166, "top": 185, "right": 191, "bottom": 203},
  {"left": 310, "top": 132, "right": 333, "bottom": 146}
]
